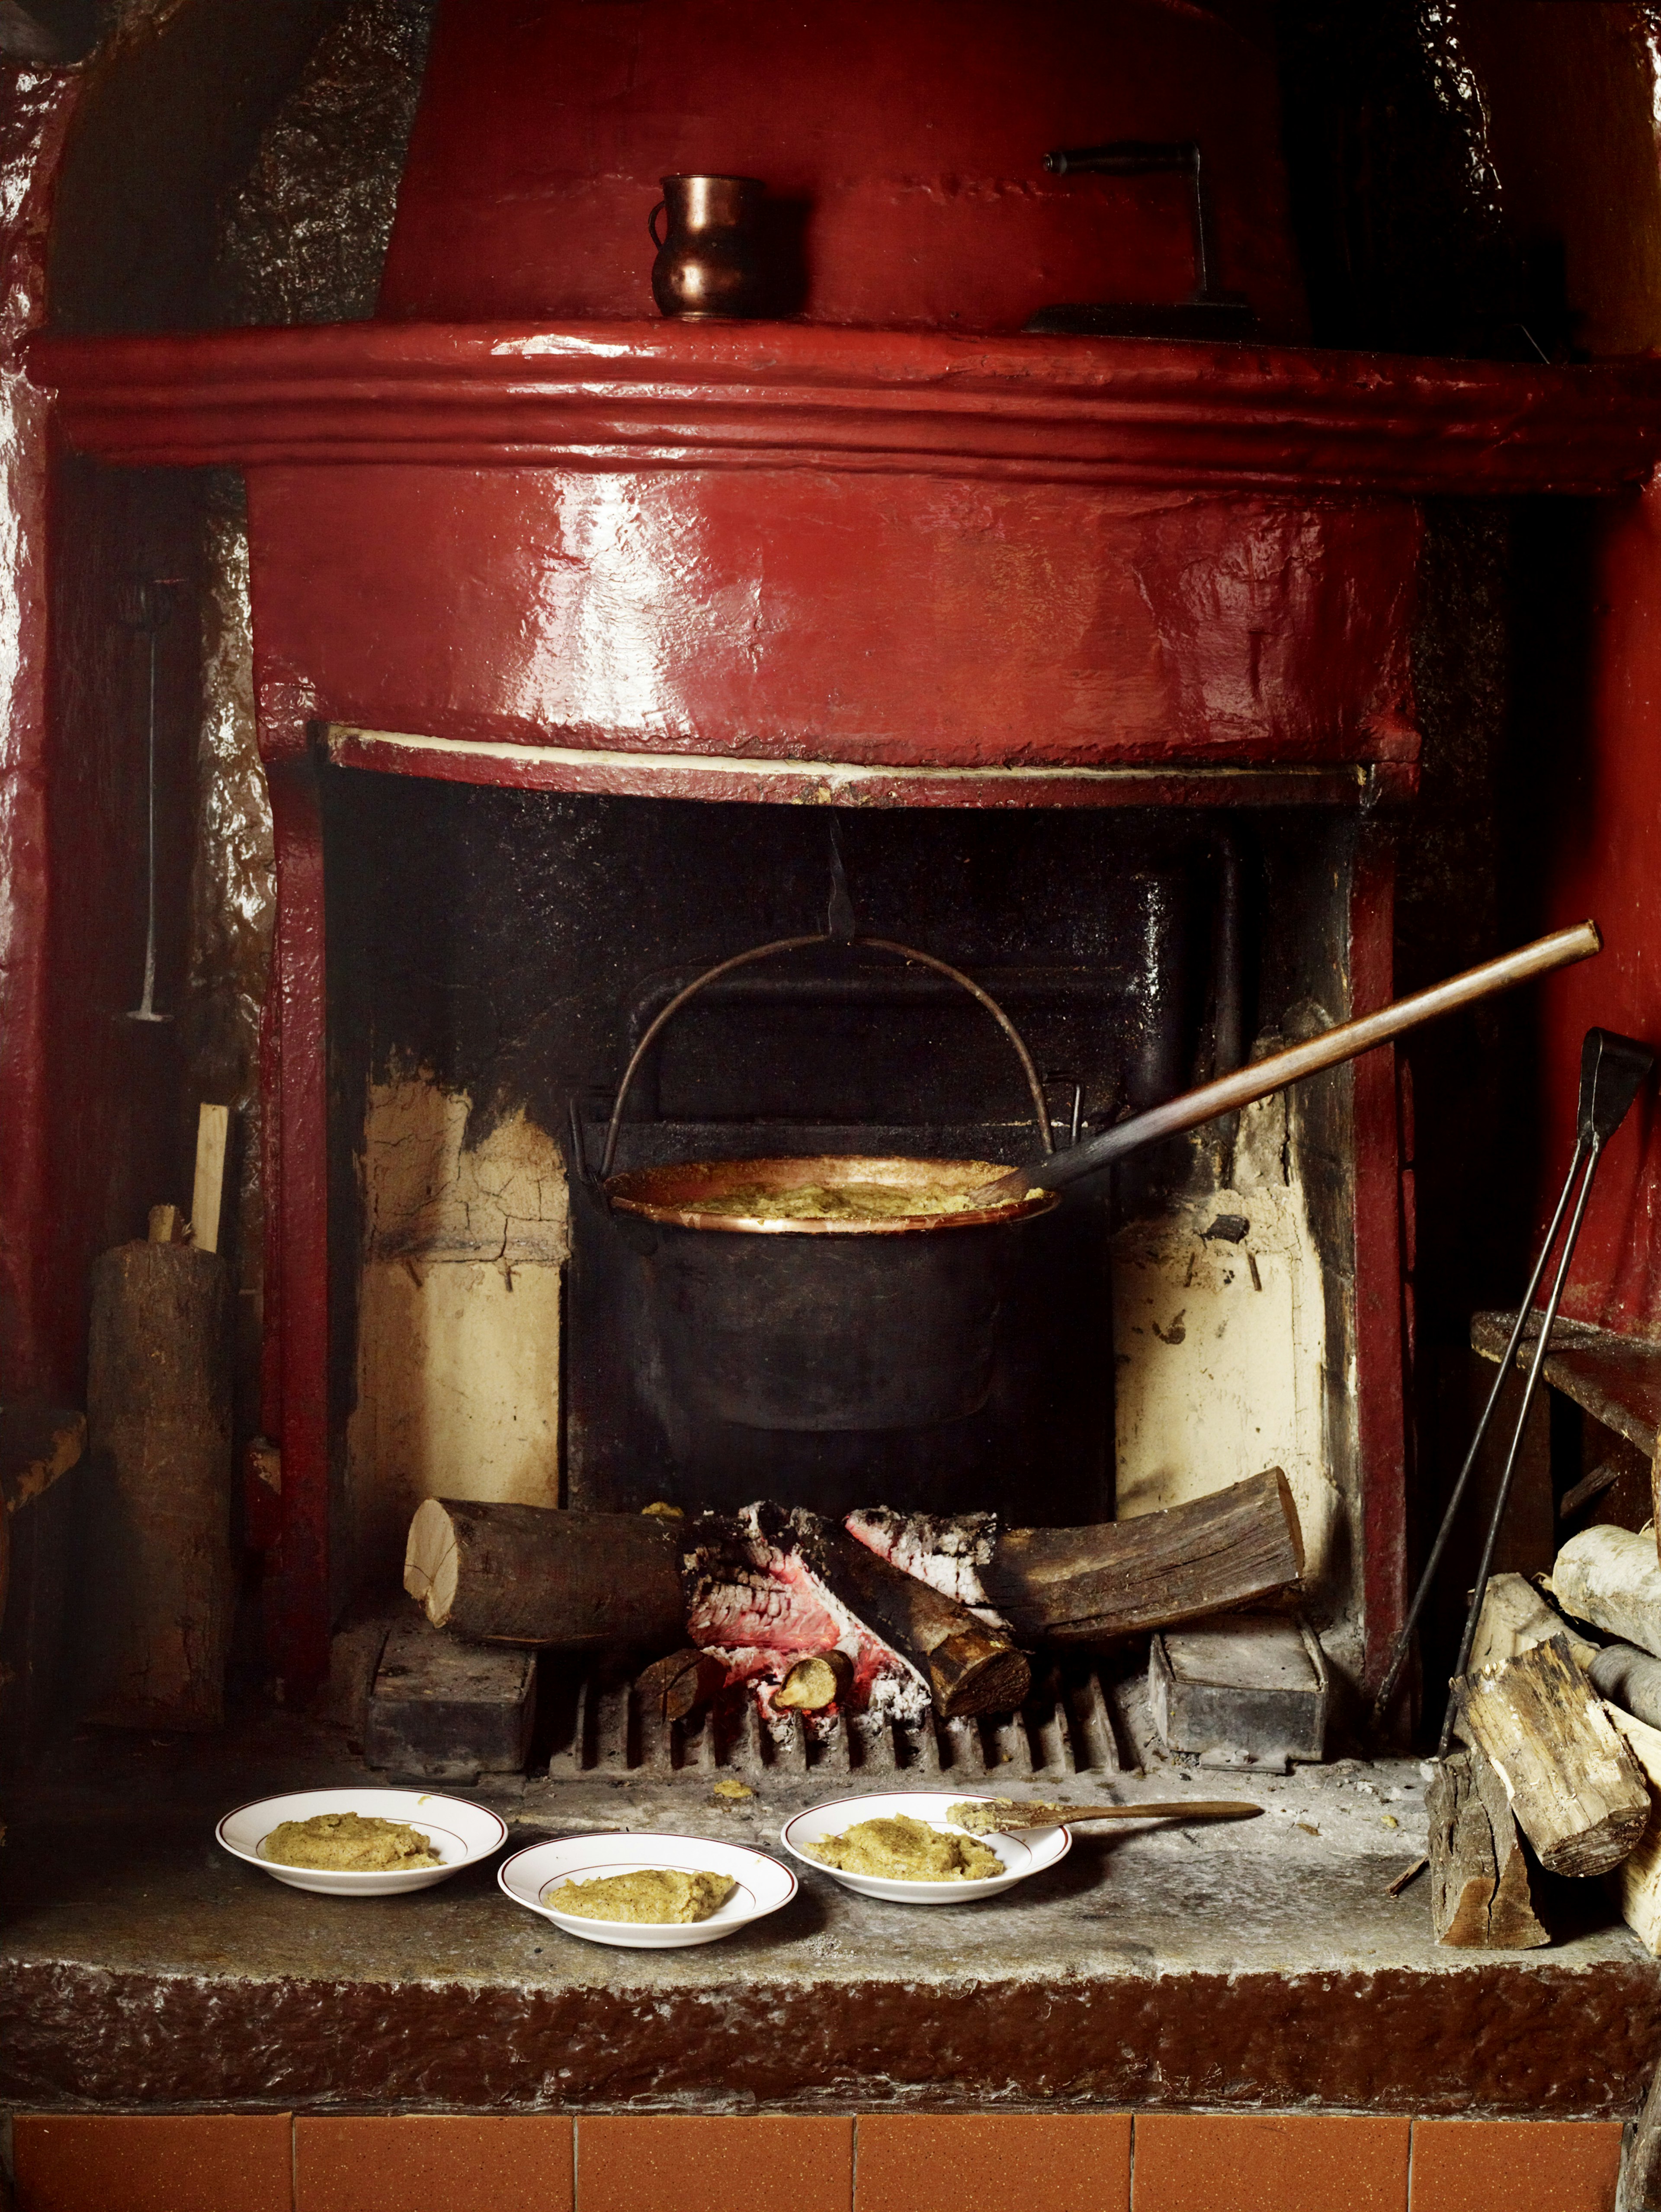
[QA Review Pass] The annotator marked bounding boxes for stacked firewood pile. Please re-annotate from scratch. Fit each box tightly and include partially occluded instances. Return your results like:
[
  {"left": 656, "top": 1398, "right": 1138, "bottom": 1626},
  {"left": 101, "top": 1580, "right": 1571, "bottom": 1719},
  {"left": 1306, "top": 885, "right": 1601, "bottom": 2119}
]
[
  {"left": 402, "top": 1468, "right": 1305, "bottom": 1729},
  {"left": 1429, "top": 1532, "right": 1661, "bottom": 1952}
]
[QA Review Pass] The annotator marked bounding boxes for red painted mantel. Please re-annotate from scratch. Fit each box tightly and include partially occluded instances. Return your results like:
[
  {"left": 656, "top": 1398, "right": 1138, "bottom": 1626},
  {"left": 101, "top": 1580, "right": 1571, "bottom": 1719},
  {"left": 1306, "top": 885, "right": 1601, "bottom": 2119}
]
[
  {"left": 32, "top": 317, "right": 1661, "bottom": 1693},
  {"left": 35, "top": 321, "right": 1661, "bottom": 490},
  {"left": 36, "top": 322, "right": 1661, "bottom": 785}
]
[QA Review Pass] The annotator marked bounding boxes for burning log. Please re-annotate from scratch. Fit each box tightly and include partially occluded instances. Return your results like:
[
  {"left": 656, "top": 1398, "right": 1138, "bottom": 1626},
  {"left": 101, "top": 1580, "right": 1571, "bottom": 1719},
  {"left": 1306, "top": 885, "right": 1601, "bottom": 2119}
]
[
  {"left": 774, "top": 1650, "right": 853, "bottom": 1712},
  {"left": 682, "top": 1502, "right": 930, "bottom": 1723},
  {"left": 1458, "top": 1635, "right": 1650, "bottom": 1878},
  {"left": 405, "top": 1470, "right": 1300, "bottom": 1721},
  {"left": 1427, "top": 1746, "right": 1549, "bottom": 1949},
  {"left": 638, "top": 1646, "right": 727, "bottom": 1723},
  {"left": 404, "top": 1498, "right": 686, "bottom": 1652},
  {"left": 789, "top": 1510, "right": 1032, "bottom": 1718},
  {"left": 845, "top": 1507, "right": 1004, "bottom": 1620},
  {"left": 684, "top": 1504, "right": 1027, "bottom": 1721},
  {"left": 849, "top": 1471, "right": 1304, "bottom": 1648}
]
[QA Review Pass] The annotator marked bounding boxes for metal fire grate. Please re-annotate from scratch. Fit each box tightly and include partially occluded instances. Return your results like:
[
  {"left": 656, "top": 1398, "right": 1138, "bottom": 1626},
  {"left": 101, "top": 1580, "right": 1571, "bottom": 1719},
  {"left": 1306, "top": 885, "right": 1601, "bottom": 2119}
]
[{"left": 543, "top": 1661, "right": 1124, "bottom": 1785}]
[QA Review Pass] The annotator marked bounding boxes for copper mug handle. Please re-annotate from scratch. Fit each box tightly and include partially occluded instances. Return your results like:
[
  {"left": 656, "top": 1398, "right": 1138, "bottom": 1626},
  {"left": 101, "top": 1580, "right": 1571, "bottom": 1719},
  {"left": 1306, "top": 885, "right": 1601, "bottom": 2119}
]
[{"left": 648, "top": 200, "right": 667, "bottom": 250}]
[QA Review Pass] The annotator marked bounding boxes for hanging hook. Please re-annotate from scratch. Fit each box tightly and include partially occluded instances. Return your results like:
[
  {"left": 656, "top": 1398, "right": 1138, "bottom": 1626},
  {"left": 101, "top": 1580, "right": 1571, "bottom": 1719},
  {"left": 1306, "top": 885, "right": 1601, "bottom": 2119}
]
[
  {"left": 117, "top": 575, "right": 183, "bottom": 1026},
  {"left": 826, "top": 816, "right": 856, "bottom": 942}
]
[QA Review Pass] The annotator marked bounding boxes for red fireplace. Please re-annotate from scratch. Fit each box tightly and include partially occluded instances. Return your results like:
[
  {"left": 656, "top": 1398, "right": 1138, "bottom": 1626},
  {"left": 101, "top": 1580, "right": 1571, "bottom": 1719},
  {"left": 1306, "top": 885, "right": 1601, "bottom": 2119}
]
[{"left": 26, "top": 0, "right": 1661, "bottom": 1712}]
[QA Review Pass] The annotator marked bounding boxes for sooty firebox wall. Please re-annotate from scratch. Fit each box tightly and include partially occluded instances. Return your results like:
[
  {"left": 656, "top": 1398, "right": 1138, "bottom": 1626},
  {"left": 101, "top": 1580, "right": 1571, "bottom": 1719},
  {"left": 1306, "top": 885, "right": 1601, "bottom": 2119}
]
[{"left": 324, "top": 773, "right": 1295, "bottom": 1535}]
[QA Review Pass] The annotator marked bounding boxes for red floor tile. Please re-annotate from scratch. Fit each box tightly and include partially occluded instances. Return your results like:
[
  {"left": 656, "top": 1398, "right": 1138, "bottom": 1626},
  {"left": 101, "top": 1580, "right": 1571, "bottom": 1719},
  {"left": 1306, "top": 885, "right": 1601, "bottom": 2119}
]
[
  {"left": 1133, "top": 2113, "right": 1412, "bottom": 2212},
  {"left": 577, "top": 2115, "right": 853, "bottom": 2212},
  {"left": 296, "top": 2114, "right": 574, "bottom": 2212},
  {"left": 1409, "top": 2119, "right": 1623, "bottom": 2212},
  {"left": 13, "top": 2113, "right": 294, "bottom": 2212},
  {"left": 856, "top": 2113, "right": 1132, "bottom": 2212}
]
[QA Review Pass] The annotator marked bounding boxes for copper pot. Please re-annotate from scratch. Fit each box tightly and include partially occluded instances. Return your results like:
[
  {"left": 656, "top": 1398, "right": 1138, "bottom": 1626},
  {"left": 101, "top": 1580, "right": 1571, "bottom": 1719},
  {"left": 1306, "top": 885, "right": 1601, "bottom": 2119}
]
[
  {"left": 649, "top": 174, "right": 768, "bottom": 319},
  {"left": 587, "top": 931, "right": 1062, "bottom": 1438}
]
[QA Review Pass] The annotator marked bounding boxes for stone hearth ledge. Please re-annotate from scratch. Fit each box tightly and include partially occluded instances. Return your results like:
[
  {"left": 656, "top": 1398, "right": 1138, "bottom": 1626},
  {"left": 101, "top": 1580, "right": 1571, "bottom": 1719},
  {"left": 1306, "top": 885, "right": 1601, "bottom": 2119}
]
[{"left": 1, "top": 1719, "right": 1657, "bottom": 2118}]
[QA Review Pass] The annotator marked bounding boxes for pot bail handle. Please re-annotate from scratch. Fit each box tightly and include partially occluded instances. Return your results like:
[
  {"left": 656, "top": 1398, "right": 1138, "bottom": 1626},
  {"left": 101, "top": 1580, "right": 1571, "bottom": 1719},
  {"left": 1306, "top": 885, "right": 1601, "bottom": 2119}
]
[{"left": 598, "top": 932, "right": 1056, "bottom": 1180}]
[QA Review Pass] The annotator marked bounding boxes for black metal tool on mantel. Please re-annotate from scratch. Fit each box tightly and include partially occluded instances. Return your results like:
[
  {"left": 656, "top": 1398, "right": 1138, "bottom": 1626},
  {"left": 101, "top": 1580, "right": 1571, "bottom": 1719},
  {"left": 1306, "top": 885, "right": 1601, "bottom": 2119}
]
[
  {"left": 1025, "top": 138, "right": 1253, "bottom": 339},
  {"left": 1370, "top": 1025, "right": 1656, "bottom": 1746}
]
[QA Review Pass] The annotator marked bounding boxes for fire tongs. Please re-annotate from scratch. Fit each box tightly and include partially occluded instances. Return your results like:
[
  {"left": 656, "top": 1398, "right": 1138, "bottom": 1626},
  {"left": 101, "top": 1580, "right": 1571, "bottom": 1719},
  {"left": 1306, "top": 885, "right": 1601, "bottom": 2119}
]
[{"left": 1369, "top": 1026, "right": 1655, "bottom": 1747}]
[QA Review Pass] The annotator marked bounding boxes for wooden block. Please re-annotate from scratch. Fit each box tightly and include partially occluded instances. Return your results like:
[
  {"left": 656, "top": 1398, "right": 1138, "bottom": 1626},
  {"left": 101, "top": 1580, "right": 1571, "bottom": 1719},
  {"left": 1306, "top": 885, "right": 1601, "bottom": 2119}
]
[
  {"left": 365, "top": 1616, "right": 537, "bottom": 1782},
  {"left": 1427, "top": 1746, "right": 1550, "bottom": 1949},
  {"left": 324, "top": 1612, "right": 394, "bottom": 1742},
  {"left": 85, "top": 1241, "right": 233, "bottom": 1731},
  {"left": 1148, "top": 1612, "right": 1327, "bottom": 1767},
  {"left": 190, "top": 1103, "right": 231, "bottom": 1257},
  {"left": 1459, "top": 1635, "right": 1650, "bottom": 1877}
]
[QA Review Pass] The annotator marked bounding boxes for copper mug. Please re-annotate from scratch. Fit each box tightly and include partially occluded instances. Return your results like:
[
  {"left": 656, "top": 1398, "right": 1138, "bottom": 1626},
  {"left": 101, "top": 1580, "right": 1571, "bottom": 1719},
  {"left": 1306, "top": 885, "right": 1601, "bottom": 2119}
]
[{"left": 648, "top": 174, "right": 768, "bottom": 318}]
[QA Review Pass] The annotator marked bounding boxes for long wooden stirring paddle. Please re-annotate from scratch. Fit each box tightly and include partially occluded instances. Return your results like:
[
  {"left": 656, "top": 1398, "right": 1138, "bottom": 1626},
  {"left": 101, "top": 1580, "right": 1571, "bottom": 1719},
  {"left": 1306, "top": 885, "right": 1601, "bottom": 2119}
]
[
  {"left": 968, "top": 919, "right": 1602, "bottom": 1205},
  {"left": 950, "top": 1798, "right": 1262, "bottom": 1834}
]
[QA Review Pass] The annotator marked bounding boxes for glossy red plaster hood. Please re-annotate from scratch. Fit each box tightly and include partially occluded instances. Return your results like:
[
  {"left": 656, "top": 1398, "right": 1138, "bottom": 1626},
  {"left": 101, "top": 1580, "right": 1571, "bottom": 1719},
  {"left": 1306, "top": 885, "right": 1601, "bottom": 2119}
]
[
  {"left": 381, "top": 0, "right": 1309, "bottom": 337},
  {"left": 37, "top": 1, "right": 1661, "bottom": 793}
]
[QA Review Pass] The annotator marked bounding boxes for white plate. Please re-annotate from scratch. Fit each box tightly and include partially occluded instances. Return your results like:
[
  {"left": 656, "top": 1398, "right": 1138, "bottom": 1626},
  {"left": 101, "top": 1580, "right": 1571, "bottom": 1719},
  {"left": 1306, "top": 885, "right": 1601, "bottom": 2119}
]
[
  {"left": 497, "top": 1831, "right": 798, "bottom": 1949},
  {"left": 217, "top": 1787, "right": 507, "bottom": 1896},
  {"left": 780, "top": 1791, "right": 1071, "bottom": 1903}
]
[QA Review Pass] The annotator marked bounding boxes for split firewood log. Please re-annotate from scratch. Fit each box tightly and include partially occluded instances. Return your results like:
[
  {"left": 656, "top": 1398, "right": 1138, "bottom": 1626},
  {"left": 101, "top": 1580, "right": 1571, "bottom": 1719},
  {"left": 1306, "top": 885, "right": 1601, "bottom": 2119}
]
[
  {"left": 1458, "top": 1635, "right": 1650, "bottom": 1878},
  {"left": 1589, "top": 1643, "right": 1661, "bottom": 1732},
  {"left": 1551, "top": 1525, "right": 1661, "bottom": 1656},
  {"left": 1427, "top": 1746, "right": 1549, "bottom": 1948},
  {"left": 404, "top": 1498, "right": 686, "bottom": 1652},
  {"left": 1466, "top": 1570, "right": 1594, "bottom": 1675},
  {"left": 981, "top": 1469, "right": 1304, "bottom": 1644},
  {"left": 1470, "top": 1611, "right": 1661, "bottom": 1747},
  {"left": 1607, "top": 1705, "right": 1661, "bottom": 1957}
]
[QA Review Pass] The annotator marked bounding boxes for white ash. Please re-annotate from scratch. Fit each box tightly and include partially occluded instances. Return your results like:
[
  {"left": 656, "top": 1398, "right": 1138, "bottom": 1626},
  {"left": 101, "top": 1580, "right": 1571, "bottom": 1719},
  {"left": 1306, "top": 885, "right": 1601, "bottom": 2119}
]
[{"left": 843, "top": 1506, "right": 1010, "bottom": 1629}]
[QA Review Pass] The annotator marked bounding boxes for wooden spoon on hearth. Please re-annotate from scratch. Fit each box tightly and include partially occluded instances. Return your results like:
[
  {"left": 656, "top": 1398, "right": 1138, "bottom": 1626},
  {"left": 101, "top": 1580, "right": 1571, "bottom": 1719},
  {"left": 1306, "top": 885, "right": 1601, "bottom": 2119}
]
[{"left": 949, "top": 1798, "right": 1263, "bottom": 1834}]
